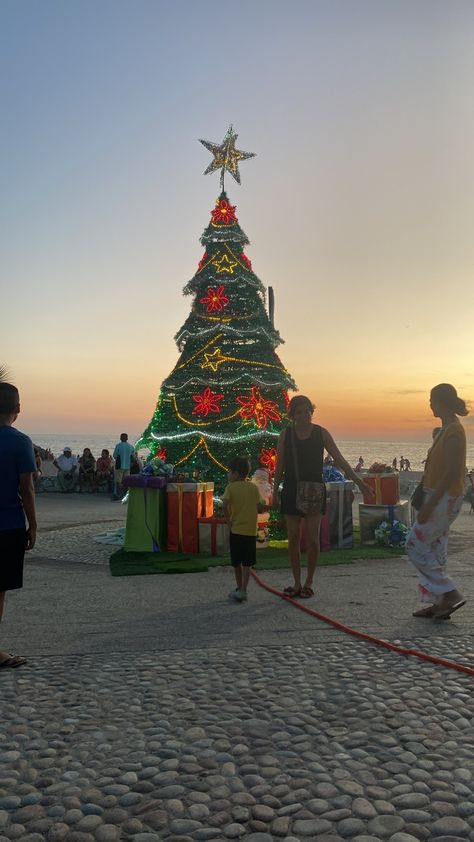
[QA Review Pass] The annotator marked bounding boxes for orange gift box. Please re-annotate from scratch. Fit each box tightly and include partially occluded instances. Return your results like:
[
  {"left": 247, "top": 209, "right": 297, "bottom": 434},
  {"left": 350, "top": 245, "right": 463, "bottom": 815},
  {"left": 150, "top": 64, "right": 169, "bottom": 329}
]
[
  {"left": 200, "top": 482, "right": 214, "bottom": 518},
  {"left": 166, "top": 482, "right": 204, "bottom": 553},
  {"left": 363, "top": 473, "right": 399, "bottom": 505}
]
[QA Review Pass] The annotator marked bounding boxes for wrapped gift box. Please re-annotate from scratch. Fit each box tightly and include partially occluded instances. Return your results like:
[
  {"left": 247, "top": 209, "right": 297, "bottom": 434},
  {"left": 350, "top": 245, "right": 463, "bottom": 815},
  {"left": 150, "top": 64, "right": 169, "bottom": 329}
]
[
  {"left": 167, "top": 482, "right": 205, "bottom": 553},
  {"left": 326, "top": 481, "right": 354, "bottom": 549},
  {"left": 124, "top": 483, "right": 166, "bottom": 552},
  {"left": 359, "top": 501, "right": 410, "bottom": 544},
  {"left": 363, "top": 473, "right": 399, "bottom": 505},
  {"left": 198, "top": 517, "right": 229, "bottom": 556},
  {"left": 200, "top": 482, "right": 214, "bottom": 518}
]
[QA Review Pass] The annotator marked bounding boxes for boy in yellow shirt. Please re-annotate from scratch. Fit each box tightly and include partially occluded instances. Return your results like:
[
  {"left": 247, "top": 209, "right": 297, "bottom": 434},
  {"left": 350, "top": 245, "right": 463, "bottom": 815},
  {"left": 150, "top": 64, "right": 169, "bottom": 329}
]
[{"left": 223, "top": 457, "right": 264, "bottom": 602}]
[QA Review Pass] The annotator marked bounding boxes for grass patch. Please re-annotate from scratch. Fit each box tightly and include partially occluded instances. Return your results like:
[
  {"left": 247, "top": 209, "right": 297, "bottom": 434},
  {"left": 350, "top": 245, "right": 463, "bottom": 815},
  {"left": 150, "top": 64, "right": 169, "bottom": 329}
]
[{"left": 109, "top": 526, "right": 404, "bottom": 577}]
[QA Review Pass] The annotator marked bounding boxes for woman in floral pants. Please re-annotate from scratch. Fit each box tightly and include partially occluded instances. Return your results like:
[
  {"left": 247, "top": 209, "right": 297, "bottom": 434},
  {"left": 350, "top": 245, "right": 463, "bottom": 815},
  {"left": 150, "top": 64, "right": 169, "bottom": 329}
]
[{"left": 407, "top": 383, "right": 468, "bottom": 619}]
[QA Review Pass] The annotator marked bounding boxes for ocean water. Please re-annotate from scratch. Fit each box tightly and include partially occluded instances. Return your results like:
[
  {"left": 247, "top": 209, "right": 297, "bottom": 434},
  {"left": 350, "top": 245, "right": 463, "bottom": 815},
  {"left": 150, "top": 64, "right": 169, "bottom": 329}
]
[{"left": 27, "top": 432, "right": 474, "bottom": 472}]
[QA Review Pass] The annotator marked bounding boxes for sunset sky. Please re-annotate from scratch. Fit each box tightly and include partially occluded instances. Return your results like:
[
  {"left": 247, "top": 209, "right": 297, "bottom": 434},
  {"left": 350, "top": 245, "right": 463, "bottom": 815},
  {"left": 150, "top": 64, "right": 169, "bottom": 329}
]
[{"left": 2, "top": 0, "right": 473, "bottom": 441}]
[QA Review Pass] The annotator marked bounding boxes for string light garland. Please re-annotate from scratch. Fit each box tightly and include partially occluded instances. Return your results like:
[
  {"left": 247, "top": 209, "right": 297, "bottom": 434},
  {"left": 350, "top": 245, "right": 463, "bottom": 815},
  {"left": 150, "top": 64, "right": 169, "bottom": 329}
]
[{"left": 173, "top": 395, "right": 240, "bottom": 427}]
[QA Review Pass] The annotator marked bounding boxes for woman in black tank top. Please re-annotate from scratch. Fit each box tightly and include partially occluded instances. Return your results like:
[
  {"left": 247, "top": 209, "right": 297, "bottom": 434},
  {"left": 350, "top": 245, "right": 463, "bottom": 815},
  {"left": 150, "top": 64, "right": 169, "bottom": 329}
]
[{"left": 273, "top": 395, "right": 373, "bottom": 599}]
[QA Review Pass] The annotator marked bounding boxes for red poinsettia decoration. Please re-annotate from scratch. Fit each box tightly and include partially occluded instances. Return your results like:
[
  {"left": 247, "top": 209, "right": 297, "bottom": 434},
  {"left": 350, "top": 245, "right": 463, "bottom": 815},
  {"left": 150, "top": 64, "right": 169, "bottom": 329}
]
[
  {"left": 156, "top": 448, "right": 167, "bottom": 462},
  {"left": 260, "top": 447, "right": 277, "bottom": 475},
  {"left": 236, "top": 387, "right": 281, "bottom": 429},
  {"left": 211, "top": 197, "right": 237, "bottom": 226},
  {"left": 192, "top": 386, "right": 224, "bottom": 417},
  {"left": 199, "top": 284, "right": 230, "bottom": 313},
  {"left": 197, "top": 250, "right": 208, "bottom": 272},
  {"left": 241, "top": 252, "right": 252, "bottom": 270},
  {"left": 282, "top": 390, "right": 290, "bottom": 412}
]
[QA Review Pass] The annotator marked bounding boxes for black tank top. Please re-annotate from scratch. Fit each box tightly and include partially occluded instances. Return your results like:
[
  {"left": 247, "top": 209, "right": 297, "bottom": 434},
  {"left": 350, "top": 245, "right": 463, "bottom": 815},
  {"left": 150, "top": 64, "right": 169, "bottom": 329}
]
[{"left": 283, "top": 424, "right": 324, "bottom": 483}]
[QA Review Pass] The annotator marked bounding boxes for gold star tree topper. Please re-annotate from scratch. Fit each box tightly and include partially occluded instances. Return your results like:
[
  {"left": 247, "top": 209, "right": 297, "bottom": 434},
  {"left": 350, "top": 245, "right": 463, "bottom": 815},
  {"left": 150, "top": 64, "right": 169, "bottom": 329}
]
[{"left": 199, "top": 125, "right": 255, "bottom": 190}]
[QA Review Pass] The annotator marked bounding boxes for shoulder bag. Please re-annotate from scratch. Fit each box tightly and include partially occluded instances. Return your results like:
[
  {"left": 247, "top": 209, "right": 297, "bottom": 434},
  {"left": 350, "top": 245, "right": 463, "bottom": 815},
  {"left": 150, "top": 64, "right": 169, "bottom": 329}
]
[{"left": 291, "top": 427, "right": 326, "bottom": 515}]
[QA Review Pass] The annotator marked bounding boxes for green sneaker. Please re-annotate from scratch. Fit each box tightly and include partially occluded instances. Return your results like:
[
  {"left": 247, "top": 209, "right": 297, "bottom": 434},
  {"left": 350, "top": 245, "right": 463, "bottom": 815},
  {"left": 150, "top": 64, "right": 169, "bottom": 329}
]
[{"left": 239, "top": 591, "right": 248, "bottom": 601}]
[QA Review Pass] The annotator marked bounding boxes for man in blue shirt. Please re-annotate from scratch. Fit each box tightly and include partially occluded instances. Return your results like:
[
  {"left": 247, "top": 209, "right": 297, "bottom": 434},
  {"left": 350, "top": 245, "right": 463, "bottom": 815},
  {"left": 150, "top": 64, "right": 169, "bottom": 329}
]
[
  {"left": 0, "top": 383, "right": 37, "bottom": 668},
  {"left": 112, "top": 432, "right": 135, "bottom": 500}
]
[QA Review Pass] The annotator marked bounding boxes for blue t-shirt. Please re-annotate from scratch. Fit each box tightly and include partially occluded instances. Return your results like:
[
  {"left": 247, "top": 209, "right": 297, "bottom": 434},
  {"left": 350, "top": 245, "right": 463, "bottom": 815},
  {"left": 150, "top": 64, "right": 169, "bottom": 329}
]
[
  {"left": 0, "top": 426, "right": 37, "bottom": 530},
  {"left": 113, "top": 441, "right": 135, "bottom": 470}
]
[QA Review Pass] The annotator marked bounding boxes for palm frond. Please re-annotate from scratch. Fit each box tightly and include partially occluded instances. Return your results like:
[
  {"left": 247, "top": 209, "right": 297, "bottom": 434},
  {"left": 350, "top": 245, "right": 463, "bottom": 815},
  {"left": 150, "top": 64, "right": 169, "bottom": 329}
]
[{"left": 0, "top": 364, "right": 10, "bottom": 382}]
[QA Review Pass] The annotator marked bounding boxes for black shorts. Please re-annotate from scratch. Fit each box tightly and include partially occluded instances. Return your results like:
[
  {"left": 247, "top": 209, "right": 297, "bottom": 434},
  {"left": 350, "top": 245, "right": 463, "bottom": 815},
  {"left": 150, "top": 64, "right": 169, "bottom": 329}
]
[
  {"left": 229, "top": 532, "right": 256, "bottom": 567},
  {"left": 0, "top": 529, "right": 27, "bottom": 591}
]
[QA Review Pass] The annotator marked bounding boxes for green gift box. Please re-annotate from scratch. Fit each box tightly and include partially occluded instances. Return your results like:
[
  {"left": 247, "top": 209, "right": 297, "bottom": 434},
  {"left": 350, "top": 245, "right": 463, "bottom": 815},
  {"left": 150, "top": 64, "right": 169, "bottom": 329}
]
[{"left": 124, "top": 485, "right": 167, "bottom": 552}]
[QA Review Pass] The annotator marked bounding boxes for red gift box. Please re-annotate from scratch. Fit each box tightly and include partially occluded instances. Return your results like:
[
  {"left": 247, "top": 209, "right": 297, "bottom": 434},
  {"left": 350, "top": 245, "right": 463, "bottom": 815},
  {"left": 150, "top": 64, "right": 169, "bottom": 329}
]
[
  {"left": 166, "top": 482, "right": 204, "bottom": 553},
  {"left": 363, "top": 473, "right": 399, "bottom": 505},
  {"left": 198, "top": 517, "right": 229, "bottom": 556}
]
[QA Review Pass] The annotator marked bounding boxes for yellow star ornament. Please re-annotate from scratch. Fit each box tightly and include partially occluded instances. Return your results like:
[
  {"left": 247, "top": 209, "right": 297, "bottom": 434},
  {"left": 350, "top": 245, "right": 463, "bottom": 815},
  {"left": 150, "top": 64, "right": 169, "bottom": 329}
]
[
  {"left": 211, "top": 253, "right": 238, "bottom": 274},
  {"left": 201, "top": 348, "right": 227, "bottom": 372},
  {"left": 199, "top": 125, "right": 255, "bottom": 187}
]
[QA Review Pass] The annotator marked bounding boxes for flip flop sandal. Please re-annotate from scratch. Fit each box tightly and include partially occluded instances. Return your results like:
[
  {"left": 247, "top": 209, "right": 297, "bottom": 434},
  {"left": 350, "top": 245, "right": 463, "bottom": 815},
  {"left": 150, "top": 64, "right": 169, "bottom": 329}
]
[
  {"left": 300, "top": 586, "right": 314, "bottom": 599},
  {"left": 433, "top": 600, "right": 466, "bottom": 621},
  {"left": 283, "top": 586, "right": 302, "bottom": 598},
  {"left": 0, "top": 654, "right": 27, "bottom": 669}
]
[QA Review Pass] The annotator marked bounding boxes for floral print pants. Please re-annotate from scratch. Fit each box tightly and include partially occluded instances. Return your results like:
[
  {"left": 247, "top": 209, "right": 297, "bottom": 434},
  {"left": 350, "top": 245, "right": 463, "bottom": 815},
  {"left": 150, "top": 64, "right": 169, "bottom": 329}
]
[{"left": 406, "top": 490, "right": 464, "bottom": 603}]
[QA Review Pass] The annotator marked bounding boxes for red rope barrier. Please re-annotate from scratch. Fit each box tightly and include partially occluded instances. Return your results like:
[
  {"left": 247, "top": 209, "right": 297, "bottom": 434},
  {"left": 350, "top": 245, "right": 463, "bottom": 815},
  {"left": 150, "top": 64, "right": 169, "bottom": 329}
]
[{"left": 251, "top": 569, "right": 474, "bottom": 677}]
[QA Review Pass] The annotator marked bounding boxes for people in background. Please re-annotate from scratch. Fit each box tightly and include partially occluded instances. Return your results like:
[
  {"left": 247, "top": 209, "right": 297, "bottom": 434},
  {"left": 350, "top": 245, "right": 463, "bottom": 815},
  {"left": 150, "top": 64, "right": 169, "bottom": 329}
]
[
  {"left": 78, "top": 447, "right": 96, "bottom": 492},
  {"left": 112, "top": 433, "right": 135, "bottom": 499},
  {"left": 355, "top": 456, "right": 364, "bottom": 472},
  {"left": 33, "top": 448, "right": 43, "bottom": 492},
  {"left": 53, "top": 447, "right": 78, "bottom": 493},
  {"left": 95, "top": 449, "right": 114, "bottom": 492}
]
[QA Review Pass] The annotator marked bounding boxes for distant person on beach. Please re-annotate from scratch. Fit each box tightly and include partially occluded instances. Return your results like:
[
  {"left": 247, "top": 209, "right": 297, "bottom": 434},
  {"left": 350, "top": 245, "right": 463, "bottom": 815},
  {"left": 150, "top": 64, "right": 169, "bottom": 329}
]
[
  {"left": 467, "top": 471, "right": 474, "bottom": 514},
  {"left": 422, "top": 428, "right": 442, "bottom": 466},
  {"left": 400, "top": 456, "right": 405, "bottom": 470},
  {"left": 392, "top": 457, "right": 398, "bottom": 471},
  {"left": 355, "top": 456, "right": 364, "bottom": 472},
  {"left": 33, "top": 448, "right": 43, "bottom": 492},
  {"left": 407, "top": 383, "right": 468, "bottom": 619},
  {"left": 404, "top": 458, "right": 411, "bottom": 471},
  {"left": 0, "top": 382, "right": 37, "bottom": 669},
  {"left": 95, "top": 449, "right": 114, "bottom": 492},
  {"left": 273, "top": 395, "right": 374, "bottom": 599},
  {"left": 53, "top": 447, "right": 78, "bottom": 493},
  {"left": 78, "top": 447, "right": 96, "bottom": 492},
  {"left": 112, "top": 433, "right": 135, "bottom": 500},
  {"left": 223, "top": 456, "right": 264, "bottom": 603}
]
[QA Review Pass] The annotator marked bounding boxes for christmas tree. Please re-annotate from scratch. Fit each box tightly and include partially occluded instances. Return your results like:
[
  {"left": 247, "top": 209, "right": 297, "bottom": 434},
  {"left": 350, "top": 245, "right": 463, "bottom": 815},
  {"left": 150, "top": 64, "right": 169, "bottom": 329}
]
[{"left": 137, "top": 127, "right": 297, "bottom": 491}]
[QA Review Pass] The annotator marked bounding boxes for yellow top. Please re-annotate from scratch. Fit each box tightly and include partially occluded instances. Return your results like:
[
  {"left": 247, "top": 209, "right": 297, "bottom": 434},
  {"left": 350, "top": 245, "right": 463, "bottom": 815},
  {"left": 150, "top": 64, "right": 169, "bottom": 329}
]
[
  {"left": 424, "top": 420, "right": 466, "bottom": 496},
  {"left": 223, "top": 480, "right": 262, "bottom": 536}
]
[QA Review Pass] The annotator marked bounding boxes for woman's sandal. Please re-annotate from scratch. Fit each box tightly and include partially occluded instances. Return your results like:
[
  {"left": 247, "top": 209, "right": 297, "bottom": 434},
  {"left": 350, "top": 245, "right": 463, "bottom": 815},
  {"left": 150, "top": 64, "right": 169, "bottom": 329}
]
[
  {"left": 283, "top": 586, "right": 302, "bottom": 598},
  {"left": 412, "top": 606, "right": 435, "bottom": 617},
  {"left": 300, "top": 586, "right": 314, "bottom": 599},
  {"left": 433, "top": 599, "right": 466, "bottom": 620}
]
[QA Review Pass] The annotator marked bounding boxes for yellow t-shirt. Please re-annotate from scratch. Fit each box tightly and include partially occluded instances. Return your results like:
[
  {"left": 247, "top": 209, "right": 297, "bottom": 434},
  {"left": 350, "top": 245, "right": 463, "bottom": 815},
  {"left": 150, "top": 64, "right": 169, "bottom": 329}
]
[
  {"left": 223, "top": 480, "right": 262, "bottom": 536},
  {"left": 423, "top": 420, "right": 466, "bottom": 496}
]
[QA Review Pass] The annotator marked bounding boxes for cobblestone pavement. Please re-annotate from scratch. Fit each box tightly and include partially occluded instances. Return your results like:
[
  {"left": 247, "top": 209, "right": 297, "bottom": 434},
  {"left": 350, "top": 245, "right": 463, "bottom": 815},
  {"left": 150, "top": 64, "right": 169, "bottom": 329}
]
[
  {"left": 28, "top": 522, "right": 124, "bottom": 565},
  {"left": 1, "top": 641, "right": 474, "bottom": 842},
  {"left": 1, "top": 497, "right": 473, "bottom": 842}
]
